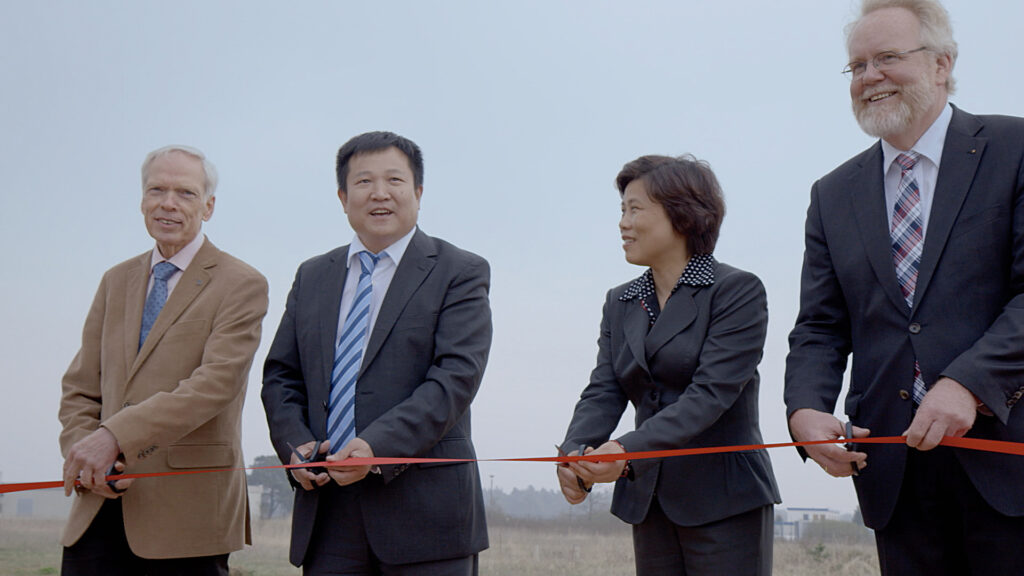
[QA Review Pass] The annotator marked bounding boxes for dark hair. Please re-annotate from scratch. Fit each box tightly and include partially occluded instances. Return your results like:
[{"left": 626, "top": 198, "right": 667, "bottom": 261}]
[
  {"left": 335, "top": 131, "right": 424, "bottom": 191},
  {"left": 615, "top": 154, "right": 726, "bottom": 255}
]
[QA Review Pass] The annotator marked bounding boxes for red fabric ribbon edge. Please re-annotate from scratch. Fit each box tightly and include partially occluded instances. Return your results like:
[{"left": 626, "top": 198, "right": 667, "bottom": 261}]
[{"left": 5, "top": 435, "right": 1022, "bottom": 495}]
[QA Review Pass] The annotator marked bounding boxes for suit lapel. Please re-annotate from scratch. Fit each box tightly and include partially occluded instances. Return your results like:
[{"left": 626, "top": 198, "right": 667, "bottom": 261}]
[
  {"left": 850, "top": 144, "right": 911, "bottom": 314},
  {"left": 122, "top": 253, "right": 149, "bottom": 375},
  {"left": 361, "top": 229, "right": 436, "bottom": 374},
  {"left": 128, "top": 241, "right": 216, "bottom": 380},
  {"left": 914, "top": 107, "right": 985, "bottom": 314},
  {"left": 645, "top": 285, "right": 698, "bottom": 359},
  {"left": 623, "top": 299, "right": 650, "bottom": 374},
  {"left": 320, "top": 247, "right": 350, "bottom": 387}
]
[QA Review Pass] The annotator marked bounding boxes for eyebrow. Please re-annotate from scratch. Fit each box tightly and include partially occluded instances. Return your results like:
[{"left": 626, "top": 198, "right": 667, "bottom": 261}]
[{"left": 351, "top": 168, "right": 409, "bottom": 178}]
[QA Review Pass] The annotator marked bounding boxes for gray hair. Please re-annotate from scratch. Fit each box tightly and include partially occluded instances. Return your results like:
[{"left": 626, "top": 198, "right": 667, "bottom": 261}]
[
  {"left": 141, "top": 145, "right": 219, "bottom": 198},
  {"left": 847, "top": 0, "right": 958, "bottom": 94}
]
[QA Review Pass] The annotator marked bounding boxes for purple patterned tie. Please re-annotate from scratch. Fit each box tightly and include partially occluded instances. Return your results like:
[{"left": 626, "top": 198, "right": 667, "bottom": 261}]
[{"left": 891, "top": 152, "right": 927, "bottom": 404}]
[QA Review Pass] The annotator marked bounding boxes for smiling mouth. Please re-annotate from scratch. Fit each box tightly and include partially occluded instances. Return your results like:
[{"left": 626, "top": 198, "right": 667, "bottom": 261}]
[
  {"left": 156, "top": 218, "right": 180, "bottom": 226},
  {"left": 867, "top": 91, "right": 896, "bottom": 103},
  {"left": 370, "top": 209, "right": 393, "bottom": 217}
]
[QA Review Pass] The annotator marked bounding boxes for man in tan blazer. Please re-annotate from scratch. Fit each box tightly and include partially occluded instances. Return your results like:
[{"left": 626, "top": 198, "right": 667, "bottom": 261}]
[{"left": 59, "top": 145, "right": 268, "bottom": 575}]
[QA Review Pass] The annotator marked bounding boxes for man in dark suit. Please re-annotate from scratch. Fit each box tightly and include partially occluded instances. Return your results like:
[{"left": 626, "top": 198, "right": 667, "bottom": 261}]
[
  {"left": 59, "top": 145, "right": 268, "bottom": 575},
  {"left": 785, "top": 1, "right": 1024, "bottom": 574},
  {"left": 262, "top": 131, "right": 491, "bottom": 575}
]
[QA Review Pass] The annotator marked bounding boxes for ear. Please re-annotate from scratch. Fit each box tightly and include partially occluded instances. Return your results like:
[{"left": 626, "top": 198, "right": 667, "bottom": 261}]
[
  {"left": 933, "top": 51, "right": 953, "bottom": 88},
  {"left": 338, "top": 188, "right": 349, "bottom": 214},
  {"left": 414, "top": 185, "right": 423, "bottom": 202},
  {"left": 203, "top": 195, "right": 216, "bottom": 222}
]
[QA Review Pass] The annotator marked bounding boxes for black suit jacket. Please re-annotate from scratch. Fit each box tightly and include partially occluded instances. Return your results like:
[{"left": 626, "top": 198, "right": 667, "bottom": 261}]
[
  {"left": 262, "top": 228, "right": 491, "bottom": 566},
  {"left": 785, "top": 106, "right": 1024, "bottom": 529},
  {"left": 563, "top": 261, "right": 780, "bottom": 527}
]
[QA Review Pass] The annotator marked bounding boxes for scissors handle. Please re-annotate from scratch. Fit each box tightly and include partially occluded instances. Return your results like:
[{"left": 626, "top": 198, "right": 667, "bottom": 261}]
[
  {"left": 845, "top": 422, "right": 859, "bottom": 476},
  {"left": 288, "top": 441, "right": 328, "bottom": 475}
]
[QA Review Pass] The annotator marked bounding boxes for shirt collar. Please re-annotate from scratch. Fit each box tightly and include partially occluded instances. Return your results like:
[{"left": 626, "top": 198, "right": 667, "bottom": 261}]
[
  {"left": 346, "top": 226, "right": 417, "bottom": 269},
  {"left": 150, "top": 233, "right": 204, "bottom": 273},
  {"left": 882, "top": 101, "right": 952, "bottom": 173},
  {"left": 619, "top": 253, "right": 717, "bottom": 302}
]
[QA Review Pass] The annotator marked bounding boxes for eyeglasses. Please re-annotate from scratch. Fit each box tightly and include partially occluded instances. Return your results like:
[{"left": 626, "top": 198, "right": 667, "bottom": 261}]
[{"left": 842, "top": 47, "right": 928, "bottom": 78}]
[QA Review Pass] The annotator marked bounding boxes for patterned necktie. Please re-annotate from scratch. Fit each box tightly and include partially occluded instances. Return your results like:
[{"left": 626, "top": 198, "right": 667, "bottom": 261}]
[
  {"left": 890, "top": 152, "right": 927, "bottom": 404},
  {"left": 139, "top": 261, "right": 179, "bottom": 350},
  {"left": 327, "top": 251, "right": 380, "bottom": 454}
]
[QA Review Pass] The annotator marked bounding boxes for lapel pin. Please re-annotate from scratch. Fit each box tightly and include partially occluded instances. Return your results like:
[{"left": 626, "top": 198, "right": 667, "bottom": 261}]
[{"left": 969, "top": 148, "right": 977, "bottom": 154}]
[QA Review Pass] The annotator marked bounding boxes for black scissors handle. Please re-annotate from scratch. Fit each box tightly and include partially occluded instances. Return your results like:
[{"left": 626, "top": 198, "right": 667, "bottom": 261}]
[
  {"left": 107, "top": 461, "right": 127, "bottom": 494},
  {"left": 845, "top": 421, "right": 859, "bottom": 476},
  {"left": 288, "top": 441, "right": 328, "bottom": 476}
]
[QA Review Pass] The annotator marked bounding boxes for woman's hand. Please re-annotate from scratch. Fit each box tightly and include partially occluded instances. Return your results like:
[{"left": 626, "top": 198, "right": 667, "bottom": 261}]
[
  {"left": 556, "top": 455, "right": 591, "bottom": 504},
  {"left": 569, "top": 441, "right": 627, "bottom": 484}
]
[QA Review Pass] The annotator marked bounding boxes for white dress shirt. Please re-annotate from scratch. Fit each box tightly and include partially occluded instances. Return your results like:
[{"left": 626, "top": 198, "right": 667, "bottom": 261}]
[
  {"left": 881, "top": 103, "right": 954, "bottom": 238},
  {"left": 335, "top": 227, "right": 417, "bottom": 353},
  {"left": 147, "top": 233, "right": 205, "bottom": 297}
]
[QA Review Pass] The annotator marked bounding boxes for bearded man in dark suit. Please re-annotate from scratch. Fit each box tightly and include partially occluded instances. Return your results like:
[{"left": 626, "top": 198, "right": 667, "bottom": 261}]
[{"left": 785, "top": 1, "right": 1024, "bottom": 574}]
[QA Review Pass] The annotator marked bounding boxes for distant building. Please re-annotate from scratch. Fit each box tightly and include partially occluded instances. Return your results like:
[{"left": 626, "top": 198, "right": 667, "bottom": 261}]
[
  {"left": 0, "top": 488, "right": 73, "bottom": 519},
  {"left": 774, "top": 506, "right": 841, "bottom": 540},
  {"left": 248, "top": 484, "right": 266, "bottom": 519}
]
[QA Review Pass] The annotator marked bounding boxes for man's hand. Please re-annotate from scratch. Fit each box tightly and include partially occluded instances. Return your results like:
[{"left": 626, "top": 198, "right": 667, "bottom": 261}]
[
  {"left": 63, "top": 427, "right": 121, "bottom": 496},
  {"left": 569, "top": 441, "right": 627, "bottom": 485},
  {"left": 325, "top": 437, "right": 374, "bottom": 487},
  {"left": 789, "top": 408, "right": 870, "bottom": 477},
  {"left": 86, "top": 459, "right": 134, "bottom": 499},
  {"left": 905, "top": 377, "right": 977, "bottom": 451},
  {"left": 556, "top": 454, "right": 590, "bottom": 505},
  {"left": 289, "top": 440, "right": 332, "bottom": 491}
]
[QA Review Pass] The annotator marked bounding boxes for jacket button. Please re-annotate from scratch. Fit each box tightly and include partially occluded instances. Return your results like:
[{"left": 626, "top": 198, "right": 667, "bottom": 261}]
[
  {"left": 909, "top": 323, "right": 921, "bottom": 334},
  {"left": 122, "top": 401, "right": 131, "bottom": 408},
  {"left": 649, "top": 391, "right": 659, "bottom": 401},
  {"left": 899, "top": 389, "right": 911, "bottom": 400}
]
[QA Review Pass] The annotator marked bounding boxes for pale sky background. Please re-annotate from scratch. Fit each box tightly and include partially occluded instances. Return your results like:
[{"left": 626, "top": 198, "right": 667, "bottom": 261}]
[{"left": 2, "top": 1, "right": 1022, "bottom": 515}]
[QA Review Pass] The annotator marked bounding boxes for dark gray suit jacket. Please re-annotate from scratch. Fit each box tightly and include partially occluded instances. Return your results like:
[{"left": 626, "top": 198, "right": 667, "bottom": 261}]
[
  {"left": 563, "top": 261, "right": 780, "bottom": 527},
  {"left": 785, "top": 106, "right": 1024, "bottom": 529},
  {"left": 262, "top": 228, "right": 491, "bottom": 566}
]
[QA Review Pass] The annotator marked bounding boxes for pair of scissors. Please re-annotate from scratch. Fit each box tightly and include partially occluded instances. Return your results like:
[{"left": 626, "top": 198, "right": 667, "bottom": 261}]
[
  {"left": 288, "top": 440, "right": 328, "bottom": 476},
  {"left": 106, "top": 459, "right": 127, "bottom": 494},
  {"left": 845, "top": 421, "right": 859, "bottom": 476},
  {"left": 555, "top": 444, "right": 592, "bottom": 493}
]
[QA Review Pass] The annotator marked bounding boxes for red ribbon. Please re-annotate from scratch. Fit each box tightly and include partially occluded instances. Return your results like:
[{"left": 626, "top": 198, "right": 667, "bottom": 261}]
[{"left": 5, "top": 435, "right": 1022, "bottom": 495}]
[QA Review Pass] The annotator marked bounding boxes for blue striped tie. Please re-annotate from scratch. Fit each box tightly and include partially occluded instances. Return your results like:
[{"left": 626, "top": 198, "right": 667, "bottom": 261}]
[
  {"left": 139, "top": 261, "right": 178, "bottom": 350},
  {"left": 327, "top": 251, "right": 379, "bottom": 454}
]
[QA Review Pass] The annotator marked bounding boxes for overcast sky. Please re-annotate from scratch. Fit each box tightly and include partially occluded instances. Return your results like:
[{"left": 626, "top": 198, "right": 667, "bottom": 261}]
[{"left": 2, "top": 1, "right": 1021, "bottom": 514}]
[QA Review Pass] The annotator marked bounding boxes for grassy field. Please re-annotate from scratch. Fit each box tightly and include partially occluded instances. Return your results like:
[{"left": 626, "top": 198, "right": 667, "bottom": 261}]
[{"left": 0, "top": 517, "right": 878, "bottom": 575}]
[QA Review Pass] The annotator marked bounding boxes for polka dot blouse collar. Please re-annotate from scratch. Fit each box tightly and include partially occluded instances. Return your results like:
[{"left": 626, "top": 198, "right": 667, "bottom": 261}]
[{"left": 619, "top": 253, "right": 717, "bottom": 303}]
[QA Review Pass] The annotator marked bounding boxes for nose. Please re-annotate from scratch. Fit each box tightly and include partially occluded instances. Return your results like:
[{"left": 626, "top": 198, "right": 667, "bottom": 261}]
[
  {"left": 860, "top": 61, "right": 885, "bottom": 84},
  {"left": 159, "top": 191, "right": 179, "bottom": 210},
  {"left": 369, "top": 183, "right": 391, "bottom": 200},
  {"left": 619, "top": 212, "right": 630, "bottom": 231}
]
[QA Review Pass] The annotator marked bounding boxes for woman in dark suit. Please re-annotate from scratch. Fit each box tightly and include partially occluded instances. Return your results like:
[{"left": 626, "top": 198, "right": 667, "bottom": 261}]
[{"left": 558, "top": 154, "right": 780, "bottom": 575}]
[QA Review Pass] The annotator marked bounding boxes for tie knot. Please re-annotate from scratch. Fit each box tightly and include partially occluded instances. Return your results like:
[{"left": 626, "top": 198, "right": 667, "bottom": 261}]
[
  {"left": 358, "top": 251, "right": 380, "bottom": 275},
  {"left": 152, "top": 261, "right": 178, "bottom": 281},
  {"left": 896, "top": 151, "right": 920, "bottom": 172}
]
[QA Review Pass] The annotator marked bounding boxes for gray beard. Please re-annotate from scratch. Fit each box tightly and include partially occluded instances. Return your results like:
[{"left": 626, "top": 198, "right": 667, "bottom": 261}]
[{"left": 853, "top": 80, "right": 937, "bottom": 141}]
